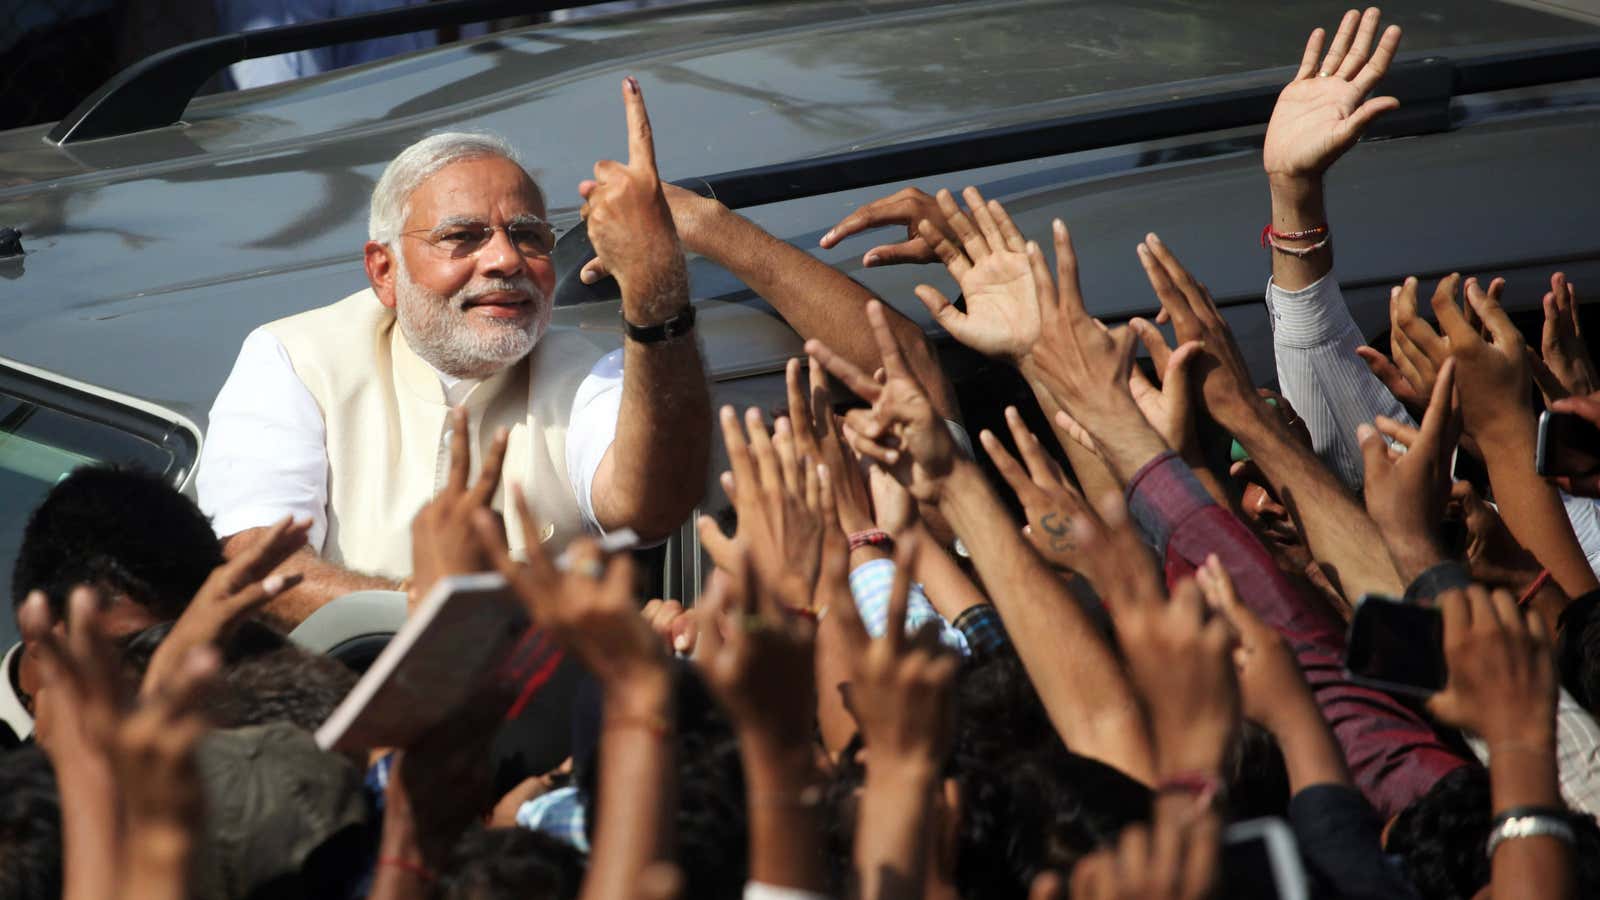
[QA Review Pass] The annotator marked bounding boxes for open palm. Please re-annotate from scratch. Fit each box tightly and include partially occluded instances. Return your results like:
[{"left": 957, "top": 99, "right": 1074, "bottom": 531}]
[
  {"left": 913, "top": 186, "right": 1042, "bottom": 366},
  {"left": 1263, "top": 10, "right": 1401, "bottom": 179}
]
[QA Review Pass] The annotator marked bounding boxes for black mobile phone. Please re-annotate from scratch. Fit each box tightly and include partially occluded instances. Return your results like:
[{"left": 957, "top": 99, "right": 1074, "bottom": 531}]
[
  {"left": 1536, "top": 410, "right": 1600, "bottom": 477},
  {"left": 1344, "top": 595, "right": 1446, "bottom": 698},
  {"left": 1450, "top": 446, "right": 1491, "bottom": 494},
  {"left": 1222, "top": 817, "right": 1309, "bottom": 900}
]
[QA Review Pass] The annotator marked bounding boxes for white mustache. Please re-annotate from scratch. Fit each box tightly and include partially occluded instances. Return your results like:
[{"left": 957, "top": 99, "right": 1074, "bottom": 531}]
[{"left": 455, "top": 276, "right": 545, "bottom": 309}]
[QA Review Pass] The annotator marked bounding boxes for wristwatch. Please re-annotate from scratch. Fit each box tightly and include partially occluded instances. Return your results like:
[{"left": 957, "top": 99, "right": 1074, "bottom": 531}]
[{"left": 621, "top": 305, "right": 696, "bottom": 344}]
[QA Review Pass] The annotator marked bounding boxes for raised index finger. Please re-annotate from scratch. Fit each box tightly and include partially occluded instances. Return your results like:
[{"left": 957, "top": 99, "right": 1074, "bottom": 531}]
[{"left": 622, "top": 76, "right": 656, "bottom": 173}]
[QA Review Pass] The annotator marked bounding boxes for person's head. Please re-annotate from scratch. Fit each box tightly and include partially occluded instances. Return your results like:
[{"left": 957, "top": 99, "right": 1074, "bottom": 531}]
[
  {"left": 11, "top": 466, "right": 222, "bottom": 700},
  {"left": 365, "top": 132, "right": 557, "bottom": 380},
  {"left": 204, "top": 645, "right": 357, "bottom": 733},
  {"left": 434, "top": 827, "right": 586, "bottom": 900},
  {"left": 0, "top": 746, "right": 62, "bottom": 900},
  {"left": 1387, "top": 765, "right": 1600, "bottom": 899}
]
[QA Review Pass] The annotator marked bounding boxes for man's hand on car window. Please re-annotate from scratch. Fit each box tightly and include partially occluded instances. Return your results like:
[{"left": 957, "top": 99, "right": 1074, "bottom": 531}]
[
  {"left": 1263, "top": 7, "right": 1401, "bottom": 182},
  {"left": 819, "top": 186, "right": 959, "bottom": 267},
  {"left": 911, "top": 187, "right": 1042, "bottom": 367},
  {"left": 579, "top": 77, "right": 689, "bottom": 322}
]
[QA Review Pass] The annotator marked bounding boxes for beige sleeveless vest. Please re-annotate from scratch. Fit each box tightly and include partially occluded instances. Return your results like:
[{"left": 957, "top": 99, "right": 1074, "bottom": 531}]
[{"left": 263, "top": 289, "right": 606, "bottom": 579}]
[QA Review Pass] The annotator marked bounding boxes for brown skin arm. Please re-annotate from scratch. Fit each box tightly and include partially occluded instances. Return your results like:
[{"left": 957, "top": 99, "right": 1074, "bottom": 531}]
[
  {"left": 586, "top": 185, "right": 960, "bottom": 423},
  {"left": 220, "top": 537, "right": 396, "bottom": 627}
]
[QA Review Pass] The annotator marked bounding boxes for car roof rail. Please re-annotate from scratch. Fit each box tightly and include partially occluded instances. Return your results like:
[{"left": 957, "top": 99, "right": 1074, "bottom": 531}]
[
  {"left": 46, "top": 0, "right": 621, "bottom": 145},
  {"left": 693, "top": 39, "right": 1600, "bottom": 210}
]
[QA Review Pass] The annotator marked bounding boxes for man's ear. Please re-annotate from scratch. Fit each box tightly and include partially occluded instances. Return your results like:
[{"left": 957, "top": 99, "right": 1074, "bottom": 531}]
[{"left": 365, "top": 241, "right": 400, "bottom": 309}]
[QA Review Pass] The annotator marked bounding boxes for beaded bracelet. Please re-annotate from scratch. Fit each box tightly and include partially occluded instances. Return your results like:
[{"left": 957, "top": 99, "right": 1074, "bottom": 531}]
[
  {"left": 1259, "top": 223, "right": 1329, "bottom": 247},
  {"left": 848, "top": 529, "right": 895, "bottom": 552}
]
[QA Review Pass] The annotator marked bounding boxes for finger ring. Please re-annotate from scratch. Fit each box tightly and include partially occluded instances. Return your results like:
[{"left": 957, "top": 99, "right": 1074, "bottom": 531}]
[
  {"left": 1317, "top": 71, "right": 1331, "bottom": 77},
  {"left": 576, "top": 559, "right": 604, "bottom": 579}
]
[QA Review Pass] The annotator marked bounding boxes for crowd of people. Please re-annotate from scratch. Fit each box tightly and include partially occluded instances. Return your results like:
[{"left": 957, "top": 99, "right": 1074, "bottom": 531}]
[{"left": 6, "top": 7, "right": 1600, "bottom": 899}]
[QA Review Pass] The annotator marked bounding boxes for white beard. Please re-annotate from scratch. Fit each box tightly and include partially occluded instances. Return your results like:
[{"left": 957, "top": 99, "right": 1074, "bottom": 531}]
[{"left": 393, "top": 260, "right": 551, "bottom": 380}]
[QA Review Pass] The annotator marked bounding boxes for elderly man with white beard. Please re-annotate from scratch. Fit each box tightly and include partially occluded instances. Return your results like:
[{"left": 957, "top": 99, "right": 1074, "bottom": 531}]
[{"left": 196, "top": 79, "right": 711, "bottom": 624}]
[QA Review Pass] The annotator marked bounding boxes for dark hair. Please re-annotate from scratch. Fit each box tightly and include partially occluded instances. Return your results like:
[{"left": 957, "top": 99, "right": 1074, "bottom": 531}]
[
  {"left": 432, "top": 827, "right": 585, "bottom": 900},
  {"left": 1223, "top": 719, "right": 1290, "bottom": 821},
  {"left": 206, "top": 646, "right": 358, "bottom": 732},
  {"left": 10, "top": 465, "right": 222, "bottom": 620},
  {"left": 0, "top": 746, "right": 62, "bottom": 900},
  {"left": 1557, "top": 591, "right": 1600, "bottom": 714},
  {"left": 823, "top": 652, "right": 1153, "bottom": 899},
  {"left": 1388, "top": 765, "right": 1600, "bottom": 899}
]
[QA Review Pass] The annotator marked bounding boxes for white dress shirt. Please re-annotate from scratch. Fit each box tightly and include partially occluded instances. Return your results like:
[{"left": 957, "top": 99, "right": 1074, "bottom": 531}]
[{"left": 197, "top": 328, "right": 623, "bottom": 551}]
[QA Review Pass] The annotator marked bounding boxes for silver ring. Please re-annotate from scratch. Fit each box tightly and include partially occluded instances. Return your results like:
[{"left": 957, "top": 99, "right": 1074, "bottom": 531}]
[{"left": 1317, "top": 71, "right": 1331, "bottom": 77}]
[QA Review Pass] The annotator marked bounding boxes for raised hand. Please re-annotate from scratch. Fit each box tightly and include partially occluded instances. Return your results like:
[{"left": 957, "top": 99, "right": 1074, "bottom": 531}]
[
  {"left": 981, "top": 406, "right": 1099, "bottom": 573},
  {"left": 1117, "top": 575, "right": 1241, "bottom": 779},
  {"left": 1026, "top": 221, "right": 1140, "bottom": 427},
  {"left": 1263, "top": 8, "right": 1402, "bottom": 181},
  {"left": 1435, "top": 276, "right": 1534, "bottom": 447},
  {"left": 473, "top": 493, "right": 666, "bottom": 688},
  {"left": 1358, "top": 357, "right": 1458, "bottom": 581},
  {"left": 806, "top": 301, "right": 957, "bottom": 503},
  {"left": 1137, "top": 234, "right": 1259, "bottom": 430},
  {"left": 581, "top": 181, "right": 724, "bottom": 285},
  {"left": 21, "top": 588, "right": 219, "bottom": 900},
  {"left": 410, "top": 406, "right": 508, "bottom": 611},
  {"left": 1127, "top": 320, "right": 1206, "bottom": 457},
  {"left": 784, "top": 357, "right": 876, "bottom": 534},
  {"left": 819, "top": 186, "right": 954, "bottom": 267},
  {"left": 1195, "top": 556, "right": 1307, "bottom": 733},
  {"left": 1534, "top": 272, "right": 1597, "bottom": 399},
  {"left": 910, "top": 187, "right": 1042, "bottom": 366},
  {"left": 697, "top": 405, "right": 825, "bottom": 611},
  {"left": 1546, "top": 393, "right": 1600, "bottom": 497},
  {"left": 578, "top": 77, "right": 688, "bottom": 321},
  {"left": 694, "top": 551, "right": 818, "bottom": 746},
  {"left": 1426, "top": 585, "right": 1557, "bottom": 750},
  {"left": 142, "top": 514, "right": 307, "bottom": 699}
]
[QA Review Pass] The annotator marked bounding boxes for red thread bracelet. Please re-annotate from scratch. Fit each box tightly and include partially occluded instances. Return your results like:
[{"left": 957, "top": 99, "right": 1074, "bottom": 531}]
[
  {"left": 379, "top": 857, "right": 437, "bottom": 883},
  {"left": 1518, "top": 569, "right": 1553, "bottom": 608},
  {"left": 1155, "top": 771, "right": 1222, "bottom": 808},
  {"left": 1259, "top": 223, "right": 1329, "bottom": 248},
  {"left": 848, "top": 529, "right": 894, "bottom": 552}
]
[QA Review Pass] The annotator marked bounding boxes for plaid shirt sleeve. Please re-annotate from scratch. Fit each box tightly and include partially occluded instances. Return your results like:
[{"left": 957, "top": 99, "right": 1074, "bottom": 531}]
[
  {"left": 848, "top": 558, "right": 970, "bottom": 655},
  {"left": 1464, "top": 689, "right": 1600, "bottom": 818},
  {"left": 516, "top": 785, "right": 590, "bottom": 852},
  {"left": 1125, "top": 451, "right": 1469, "bottom": 820},
  {"left": 952, "top": 604, "right": 1009, "bottom": 658}
]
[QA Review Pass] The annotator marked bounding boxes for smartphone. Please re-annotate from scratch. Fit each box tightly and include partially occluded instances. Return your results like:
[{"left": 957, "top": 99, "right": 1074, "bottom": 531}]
[
  {"left": 1536, "top": 410, "right": 1600, "bottom": 477},
  {"left": 1222, "top": 817, "right": 1309, "bottom": 900},
  {"left": 1450, "top": 446, "right": 1491, "bottom": 494},
  {"left": 1345, "top": 595, "right": 1446, "bottom": 697}
]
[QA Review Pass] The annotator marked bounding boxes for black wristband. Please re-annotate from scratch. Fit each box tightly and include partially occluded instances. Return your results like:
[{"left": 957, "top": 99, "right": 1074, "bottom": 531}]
[
  {"left": 1402, "top": 560, "right": 1473, "bottom": 604},
  {"left": 621, "top": 305, "right": 695, "bottom": 344}
]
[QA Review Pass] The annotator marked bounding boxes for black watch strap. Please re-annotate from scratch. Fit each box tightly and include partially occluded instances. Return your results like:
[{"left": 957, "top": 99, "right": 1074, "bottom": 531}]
[{"left": 621, "top": 305, "right": 696, "bottom": 344}]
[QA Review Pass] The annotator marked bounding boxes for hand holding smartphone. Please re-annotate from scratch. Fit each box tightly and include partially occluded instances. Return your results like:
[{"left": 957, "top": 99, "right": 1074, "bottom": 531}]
[{"left": 1344, "top": 594, "right": 1447, "bottom": 697}]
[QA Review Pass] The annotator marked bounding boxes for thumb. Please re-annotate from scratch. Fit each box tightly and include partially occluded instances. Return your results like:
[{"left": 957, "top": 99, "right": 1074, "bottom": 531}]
[
  {"left": 915, "top": 284, "right": 967, "bottom": 335},
  {"left": 696, "top": 514, "right": 738, "bottom": 572},
  {"left": 1357, "top": 423, "right": 1392, "bottom": 484},
  {"left": 579, "top": 256, "right": 610, "bottom": 285},
  {"left": 1343, "top": 95, "right": 1401, "bottom": 140},
  {"left": 1162, "top": 340, "right": 1205, "bottom": 401}
]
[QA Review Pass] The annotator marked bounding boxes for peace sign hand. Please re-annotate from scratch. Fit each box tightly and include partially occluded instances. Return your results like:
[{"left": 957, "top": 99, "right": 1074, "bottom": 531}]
[
  {"left": 1263, "top": 8, "right": 1402, "bottom": 180},
  {"left": 579, "top": 77, "right": 688, "bottom": 322}
]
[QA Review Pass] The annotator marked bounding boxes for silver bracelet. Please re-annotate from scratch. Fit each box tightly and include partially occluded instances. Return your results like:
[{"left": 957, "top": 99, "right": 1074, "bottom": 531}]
[{"left": 1485, "top": 813, "right": 1576, "bottom": 860}]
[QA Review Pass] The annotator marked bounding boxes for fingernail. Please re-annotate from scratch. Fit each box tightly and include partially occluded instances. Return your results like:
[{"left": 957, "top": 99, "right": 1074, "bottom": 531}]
[
  {"left": 1148, "top": 233, "right": 1163, "bottom": 246},
  {"left": 624, "top": 76, "right": 639, "bottom": 94},
  {"left": 864, "top": 253, "right": 879, "bottom": 266},
  {"left": 263, "top": 575, "right": 286, "bottom": 595},
  {"left": 821, "top": 229, "right": 834, "bottom": 244},
  {"left": 580, "top": 269, "right": 597, "bottom": 284},
  {"left": 674, "top": 633, "right": 692, "bottom": 652}
]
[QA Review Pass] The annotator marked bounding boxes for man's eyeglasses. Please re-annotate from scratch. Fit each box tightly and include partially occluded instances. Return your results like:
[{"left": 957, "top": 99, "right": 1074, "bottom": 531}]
[{"left": 402, "top": 219, "right": 558, "bottom": 259}]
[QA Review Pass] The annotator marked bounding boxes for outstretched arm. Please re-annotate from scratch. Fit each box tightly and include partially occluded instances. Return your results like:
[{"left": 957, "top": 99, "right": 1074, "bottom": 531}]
[{"left": 582, "top": 79, "right": 713, "bottom": 540}]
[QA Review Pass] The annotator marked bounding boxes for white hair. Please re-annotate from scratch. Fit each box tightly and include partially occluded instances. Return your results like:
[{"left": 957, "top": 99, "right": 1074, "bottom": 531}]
[{"left": 368, "top": 131, "right": 524, "bottom": 246}]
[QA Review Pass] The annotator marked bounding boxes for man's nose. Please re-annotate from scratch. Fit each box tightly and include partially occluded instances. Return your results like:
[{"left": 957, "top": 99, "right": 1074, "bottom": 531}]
[{"left": 477, "top": 226, "right": 526, "bottom": 279}]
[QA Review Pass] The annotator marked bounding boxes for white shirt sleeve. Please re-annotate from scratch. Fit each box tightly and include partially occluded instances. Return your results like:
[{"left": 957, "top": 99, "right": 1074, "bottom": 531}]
[
  {"left": 743, "top": 884, "right": 832, "bottom": 900},
  {"left": 1263, "top": 274, "right": 1413, "bottom": 492},
  {"left": 196, "top": 329, "right": 331, "bottom": 549},
  {"left": 566, "top": 349, "right": 625, "bottom": 532}
]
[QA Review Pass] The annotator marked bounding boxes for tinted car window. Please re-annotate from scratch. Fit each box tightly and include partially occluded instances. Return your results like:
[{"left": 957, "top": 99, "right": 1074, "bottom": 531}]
[{"left": 0, "top": 375, "right": 193, "bottom": 649}]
